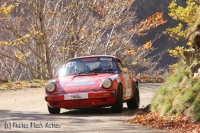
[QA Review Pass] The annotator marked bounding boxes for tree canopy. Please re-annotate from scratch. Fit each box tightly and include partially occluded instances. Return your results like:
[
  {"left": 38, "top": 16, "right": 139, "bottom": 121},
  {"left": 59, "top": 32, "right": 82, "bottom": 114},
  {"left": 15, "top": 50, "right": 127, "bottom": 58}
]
[{"left": 0, "top": 0, "right": 166, "bottom": 81}]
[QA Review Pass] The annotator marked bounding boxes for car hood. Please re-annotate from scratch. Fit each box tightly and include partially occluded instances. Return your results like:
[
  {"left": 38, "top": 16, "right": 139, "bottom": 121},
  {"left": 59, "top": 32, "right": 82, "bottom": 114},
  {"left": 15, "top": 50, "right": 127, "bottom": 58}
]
[{"left": 58, "top": 73, "right": 117, "bottom": 93}]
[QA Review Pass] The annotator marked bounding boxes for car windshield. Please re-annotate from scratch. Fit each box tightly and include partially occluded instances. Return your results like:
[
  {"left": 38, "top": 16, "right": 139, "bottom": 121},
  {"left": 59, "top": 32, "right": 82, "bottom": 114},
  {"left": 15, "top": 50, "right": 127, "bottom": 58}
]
[{"left": 59, "top": 57, "right": 118, "bottom": 76}]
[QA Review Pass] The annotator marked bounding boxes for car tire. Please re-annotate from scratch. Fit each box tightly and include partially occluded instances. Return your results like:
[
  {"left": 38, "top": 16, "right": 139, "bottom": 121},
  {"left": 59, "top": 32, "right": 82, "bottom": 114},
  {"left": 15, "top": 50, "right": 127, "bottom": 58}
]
[
  {"left": 47, "top": 104, "right": 60, "bottom": 114},
  {"left": 127, "top": 83, "right": 140, "bottom": 109},
  {"left": 112, "top": 85, "right": 123, "bottom": 113}
]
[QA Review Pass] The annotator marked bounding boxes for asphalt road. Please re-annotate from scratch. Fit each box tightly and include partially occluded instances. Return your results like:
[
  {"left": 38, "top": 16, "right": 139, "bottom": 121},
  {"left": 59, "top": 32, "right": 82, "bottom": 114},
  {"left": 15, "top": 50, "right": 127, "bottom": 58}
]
[{"left": 0, "top": 83, "right": 168, "bottom": 133}]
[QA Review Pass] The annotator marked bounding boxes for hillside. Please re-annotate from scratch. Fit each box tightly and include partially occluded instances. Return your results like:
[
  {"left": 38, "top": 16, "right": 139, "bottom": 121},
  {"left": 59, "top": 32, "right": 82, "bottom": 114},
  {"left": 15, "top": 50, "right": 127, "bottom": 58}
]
[{"left": 151, "top": 61, "right": 200, "bottom": 122}]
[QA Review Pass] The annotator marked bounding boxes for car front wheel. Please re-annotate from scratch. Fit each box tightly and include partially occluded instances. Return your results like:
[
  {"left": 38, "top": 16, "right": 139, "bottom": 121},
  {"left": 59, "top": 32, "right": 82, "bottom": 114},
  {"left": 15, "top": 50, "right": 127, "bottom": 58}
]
[
  {"left": 112, "top": 85, "right": 123, "bottom": 113},
  {"left": 47, "top": 104, "right": 60, "bottom": 114},
  {"left": 127, "top": 83, "right": 140, "bottom": 109}
]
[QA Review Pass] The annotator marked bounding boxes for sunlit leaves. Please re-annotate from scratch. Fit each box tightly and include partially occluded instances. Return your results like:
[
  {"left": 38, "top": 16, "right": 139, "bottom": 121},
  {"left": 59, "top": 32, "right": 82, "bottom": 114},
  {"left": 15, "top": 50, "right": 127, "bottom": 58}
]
[
  {"left": 0, "top": 41, "right": 11, "bottom": 46},
  {"left": 80, "top": 51, "right": 84, "bottom": 56},
  {"left": 57, "top": 47, "right": 70, "bottom": 52},
  {"left": 136, "top": 12, "right": 167, "bottom": 36},
  {"left": 0, "top": 34, "right": 31, "bottom": 47},
  {"left": 0, "top": 4, "right": 14, "bottom": 15},
  {"left": 164, "top": 0, "right": 200, "bottom": 58},
  {"left": 14, "top": 34, "right": 31, "bottom": 45},
  {"left": 123, "top": 48, "right": 136, "bottom": 55},
  {"left": 94, "top": 6, "right": 105, "bottom": 15},
  {"left": 168, "top": 46, "right": 183, "bottom": 57},
  {"left": 164, "top": 0, "right": 199, "bottom": 41},
  {"left": 123, "top": 41, "right": 153, "bottom": 55},
  {"left": 132, "top": 61, "right": 137, "bottom": 65},
  {"left": 164, "top": 23, "right": 187, "bottom": 40},
  {"left": 169, "top": 0, "right": 198, "bottom": 25},
  {"left": 109, "top": 42, "right": 114, "bottom": 47},
  {"left": 142, "top": 41, "right": 152, "bottom": 50},
  {"left": 187, "top": 41, "right": 192, "bottom": 46},
  {"left": 14, "top": 52, "right": 30, "bottom": 62},
  {"left": 169, "top": 63, "right": 178, "bottom": 69}
]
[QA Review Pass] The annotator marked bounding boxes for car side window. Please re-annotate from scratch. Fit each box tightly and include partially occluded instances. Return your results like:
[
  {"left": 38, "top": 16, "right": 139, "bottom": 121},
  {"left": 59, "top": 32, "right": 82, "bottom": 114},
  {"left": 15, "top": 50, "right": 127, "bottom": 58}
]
[{"left": 117, "top": 61, "right": 123, "bottom": 71}]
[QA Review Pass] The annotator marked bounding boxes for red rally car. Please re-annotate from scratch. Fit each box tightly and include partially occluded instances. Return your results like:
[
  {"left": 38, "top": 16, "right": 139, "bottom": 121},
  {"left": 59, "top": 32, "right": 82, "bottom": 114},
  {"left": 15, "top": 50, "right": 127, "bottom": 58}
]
[{"left": 45, "top": 55, "right": 140, "bottom": 114}]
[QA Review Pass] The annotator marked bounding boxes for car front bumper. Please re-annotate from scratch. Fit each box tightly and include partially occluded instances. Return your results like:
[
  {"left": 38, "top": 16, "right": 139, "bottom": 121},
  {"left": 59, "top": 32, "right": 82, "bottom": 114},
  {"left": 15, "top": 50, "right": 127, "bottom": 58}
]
[{"left": 45, "top": 90, "right": 117, "bottom": 108}]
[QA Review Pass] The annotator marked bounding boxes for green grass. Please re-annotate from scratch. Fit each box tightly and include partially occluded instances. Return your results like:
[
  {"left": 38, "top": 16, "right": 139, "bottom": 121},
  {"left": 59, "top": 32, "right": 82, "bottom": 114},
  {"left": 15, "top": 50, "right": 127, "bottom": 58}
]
[
  {"left": 193, "top": 94, "right": 200, "bottom": 121},
  {"left": 151, "top": 61, "right": 200, "bottom": 122}
]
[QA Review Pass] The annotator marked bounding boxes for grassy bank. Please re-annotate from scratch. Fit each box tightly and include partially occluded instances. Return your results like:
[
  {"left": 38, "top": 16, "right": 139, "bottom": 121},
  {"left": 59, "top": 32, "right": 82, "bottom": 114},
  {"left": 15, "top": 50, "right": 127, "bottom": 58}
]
[
  {"left": 0, "top": 79, "right": 47, "bottom": 91},
  {"left": 151, "top": 61, "right": 200, "bottom": 122}
]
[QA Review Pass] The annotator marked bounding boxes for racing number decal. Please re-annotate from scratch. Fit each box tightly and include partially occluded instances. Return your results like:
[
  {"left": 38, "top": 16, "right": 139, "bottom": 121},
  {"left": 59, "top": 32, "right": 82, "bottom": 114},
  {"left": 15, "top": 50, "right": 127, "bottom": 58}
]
[
  {"left": 124, "top": 74, "right": 131, "bottom": 97},
  {"left": 66, "top": 62, "right": 76, "bottom": 67},
  {"left": 126, "top": 76, "right": 131, "bottom": 89},
  {"left": 117, "top": 60, "right": 131, "bottom": 97}
]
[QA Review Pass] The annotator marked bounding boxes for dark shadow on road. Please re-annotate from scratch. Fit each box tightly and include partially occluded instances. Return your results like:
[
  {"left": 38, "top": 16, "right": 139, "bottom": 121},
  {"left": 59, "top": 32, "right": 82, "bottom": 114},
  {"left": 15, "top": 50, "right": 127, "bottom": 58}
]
[
  {"left": 60, "top": 107, "right": 139, "bottom": 116},
  {"left": 0, "top": 107, "right": 148, "bottom": 123}
]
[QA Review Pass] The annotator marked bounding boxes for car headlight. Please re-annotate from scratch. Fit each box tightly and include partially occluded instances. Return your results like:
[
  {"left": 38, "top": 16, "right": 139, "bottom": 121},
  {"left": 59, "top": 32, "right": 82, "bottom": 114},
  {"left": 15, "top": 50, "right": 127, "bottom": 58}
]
[
  {"left": 45, "top": 82, "right": 56, "bottom": 92},
  {"left": 102, "top": 78, "right": 112, "bottom": 89}
]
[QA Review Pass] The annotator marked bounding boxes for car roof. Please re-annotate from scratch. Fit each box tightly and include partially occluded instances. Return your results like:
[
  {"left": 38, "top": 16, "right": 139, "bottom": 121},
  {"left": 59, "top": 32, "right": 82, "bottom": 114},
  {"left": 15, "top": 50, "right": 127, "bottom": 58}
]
[{"left": 67, "top": 55, "right": 121, "bottom": 61}]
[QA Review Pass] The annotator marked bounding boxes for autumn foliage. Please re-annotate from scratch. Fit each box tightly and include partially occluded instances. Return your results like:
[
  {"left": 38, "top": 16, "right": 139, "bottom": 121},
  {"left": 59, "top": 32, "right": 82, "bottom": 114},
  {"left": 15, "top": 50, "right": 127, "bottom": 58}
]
[
  {"left": 0, "top": 0, "right": 166, "bottom": 82},
  {"left": 164, "top": 0, "right": 199, "bottom": 58},
  {"left": 127, "top": 111, "right": 200, "bottom": 133}
]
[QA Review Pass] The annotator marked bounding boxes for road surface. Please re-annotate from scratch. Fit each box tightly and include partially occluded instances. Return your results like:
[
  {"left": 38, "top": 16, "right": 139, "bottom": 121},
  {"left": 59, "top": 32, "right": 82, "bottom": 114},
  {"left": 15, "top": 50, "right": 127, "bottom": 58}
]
[{"left": 0, "top": 83, "right": 168, "bottom": 133}]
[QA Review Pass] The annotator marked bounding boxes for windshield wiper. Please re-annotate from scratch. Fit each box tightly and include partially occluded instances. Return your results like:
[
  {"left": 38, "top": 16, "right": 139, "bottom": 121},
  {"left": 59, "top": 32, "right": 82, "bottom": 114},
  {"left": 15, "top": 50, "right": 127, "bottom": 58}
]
[
  {"left": 102, "top": 69, "right": 115, "bottom": 73},
  {"left": 77, "top": 71, "right": 85, "bottom": 75},
  {"left": 89, "top": 68, "right": 115, "bottom": 73},
  {"left": 88, "top": 68, "right": 103, "bottom": 73},
  {"left": 76, "top": 71, "right": 98, "bottom": 75}
]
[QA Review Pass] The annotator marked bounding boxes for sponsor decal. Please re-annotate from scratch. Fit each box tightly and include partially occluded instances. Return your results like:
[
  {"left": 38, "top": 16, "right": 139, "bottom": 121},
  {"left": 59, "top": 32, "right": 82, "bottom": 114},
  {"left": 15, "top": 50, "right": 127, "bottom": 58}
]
[
  {"left": 66, "top": 62, "right": 76, "bottom": 67},
  {"left": 82, "top": 58, "right": 97, "bottom": 61},
  {"left": 73, "top": 78, "right": 89, "bottom": 82},
  {"left": 70, "top": 94, "right": 81, "bottom": 99},
  {"left": 100, "top": 57, "right": 112, "bottom": 61},
  {"left": 66, "top": 81, "right": 95, "bottom": 86},
  {"left": 64, "top": 93, "right": 88, "bottom": 100}
]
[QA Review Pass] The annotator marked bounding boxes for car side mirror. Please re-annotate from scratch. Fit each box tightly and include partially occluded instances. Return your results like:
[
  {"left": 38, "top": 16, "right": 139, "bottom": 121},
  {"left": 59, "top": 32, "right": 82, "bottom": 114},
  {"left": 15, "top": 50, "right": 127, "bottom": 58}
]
[{"left": 121, "top": 68, "right": 128, "bottom": 73}]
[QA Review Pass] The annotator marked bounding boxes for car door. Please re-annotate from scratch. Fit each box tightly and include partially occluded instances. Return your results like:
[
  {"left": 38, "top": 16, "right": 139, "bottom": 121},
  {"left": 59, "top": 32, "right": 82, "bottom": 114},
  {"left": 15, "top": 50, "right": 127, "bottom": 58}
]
[{"left": 116, "top": 60, "right": 132, "bottom": 99}]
